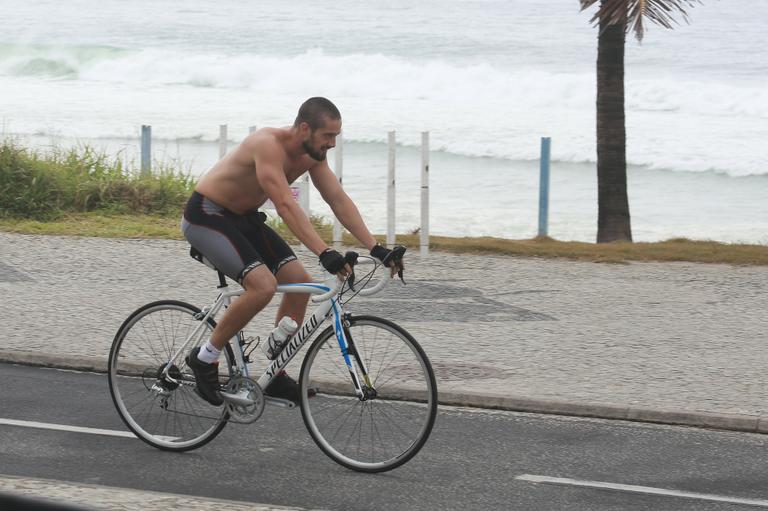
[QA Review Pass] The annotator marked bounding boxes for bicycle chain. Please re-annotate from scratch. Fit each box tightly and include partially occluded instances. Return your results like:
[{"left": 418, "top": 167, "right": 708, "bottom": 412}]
[{"left": 147, "top": 377, "right": 261, "bottom": 423}]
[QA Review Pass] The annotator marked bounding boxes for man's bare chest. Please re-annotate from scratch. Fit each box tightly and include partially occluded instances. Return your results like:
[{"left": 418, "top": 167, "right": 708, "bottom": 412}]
[{"left": 282, "top": 159, "right": 312, "bottom": 184}]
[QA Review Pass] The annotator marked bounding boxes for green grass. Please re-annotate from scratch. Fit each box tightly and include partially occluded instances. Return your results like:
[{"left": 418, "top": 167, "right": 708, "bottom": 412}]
[
  {"left": 2, "top": 213, "right": 767, "bottom": 266},
  {"left": 0, "top": 138, "right": 194, "bottom": 219},
  {"left": 0, "top": 212, "right": 331, "bottom": 241},
  {"left": 0, "top": 213, "right": 187, "bottom": 239},
  {"left": 2, "top": 138, "right": 767, "bottom": 266},
  {"left": 413, "top": 235, "right": 768, "bottom": 265}
]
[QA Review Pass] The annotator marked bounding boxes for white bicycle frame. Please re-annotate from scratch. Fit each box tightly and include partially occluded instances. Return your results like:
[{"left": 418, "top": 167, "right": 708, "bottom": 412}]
[{"left": 162, "top": 257, "right": 389, "bottom": 403}]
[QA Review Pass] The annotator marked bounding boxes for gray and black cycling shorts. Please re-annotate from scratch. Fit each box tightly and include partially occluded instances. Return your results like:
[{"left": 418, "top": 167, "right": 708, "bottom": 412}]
[{"left": 181, "top": 191, "right": 297, "bottom": 284}]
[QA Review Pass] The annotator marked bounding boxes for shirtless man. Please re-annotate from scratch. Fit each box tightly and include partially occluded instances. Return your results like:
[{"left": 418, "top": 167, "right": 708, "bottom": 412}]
[{"left": 181, "top": 97, "right": 404, "bottom": 405}]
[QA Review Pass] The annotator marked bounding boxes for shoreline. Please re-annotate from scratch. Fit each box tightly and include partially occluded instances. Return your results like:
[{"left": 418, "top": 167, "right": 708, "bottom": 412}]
[{"left": 10, "top": 132, "right": 768, "bottom": 178}]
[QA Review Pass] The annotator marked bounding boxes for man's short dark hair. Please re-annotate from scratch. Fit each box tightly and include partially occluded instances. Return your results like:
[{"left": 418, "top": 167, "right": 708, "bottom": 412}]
[{"left": 294, "top": 97, "right": 341, "bottom": 130}]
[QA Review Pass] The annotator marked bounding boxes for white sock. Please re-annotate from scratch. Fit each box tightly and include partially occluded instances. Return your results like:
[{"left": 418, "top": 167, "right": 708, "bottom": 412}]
[{"left": 197, "top": 340, "right": 221, "bottom": 364}]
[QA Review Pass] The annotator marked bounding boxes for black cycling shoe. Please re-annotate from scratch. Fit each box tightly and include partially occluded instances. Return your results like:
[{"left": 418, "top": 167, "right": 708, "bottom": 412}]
[
  {"left": 185, "top": 347, "right": 223, "bottom": 406},
  {"left": 264, "top": 372, "right": 316, "bottom": 404}
]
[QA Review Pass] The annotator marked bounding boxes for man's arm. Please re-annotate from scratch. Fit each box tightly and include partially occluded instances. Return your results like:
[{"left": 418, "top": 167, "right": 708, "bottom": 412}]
[
  {"left": 310, "top": 160, "right": 378, "bottom": 251},
  {"left": 254, "top": 143, "right": 328, "bottom": 256}
]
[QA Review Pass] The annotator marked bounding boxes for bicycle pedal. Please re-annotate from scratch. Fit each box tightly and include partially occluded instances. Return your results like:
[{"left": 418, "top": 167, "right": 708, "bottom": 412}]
[{"left": 264, "top": 396, "right": 297, "bottom": 409}]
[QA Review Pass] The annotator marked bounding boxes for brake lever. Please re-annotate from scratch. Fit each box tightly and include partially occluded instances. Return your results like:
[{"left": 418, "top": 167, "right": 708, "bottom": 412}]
[
  {"left": 344, "top": 251, "right": 359, "bottom": 291},
  {"left": 395, "top": 260, "right": 406, "bottom": 285}
]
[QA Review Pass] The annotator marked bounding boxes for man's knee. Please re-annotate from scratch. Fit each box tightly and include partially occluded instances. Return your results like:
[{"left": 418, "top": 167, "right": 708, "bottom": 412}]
[
  {"left": 242, "top": 266, "right": 277, "bottom": 299},
  {"left": 277, "top": 260, "right": 311, "bottom": 284}
]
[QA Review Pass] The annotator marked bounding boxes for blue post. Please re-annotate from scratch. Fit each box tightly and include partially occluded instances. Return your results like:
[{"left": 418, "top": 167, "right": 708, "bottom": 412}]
[
  {"left": 538, "top": 137, "right": 551, "bottom": 237},
  {"left": 141, "top": 125, "right": 152, "bottom": 174}
]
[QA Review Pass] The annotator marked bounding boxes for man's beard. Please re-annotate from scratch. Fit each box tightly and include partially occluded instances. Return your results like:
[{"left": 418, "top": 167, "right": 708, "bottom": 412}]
[{"left": 302, "top": 140, "right": 326, "bottom": 161}]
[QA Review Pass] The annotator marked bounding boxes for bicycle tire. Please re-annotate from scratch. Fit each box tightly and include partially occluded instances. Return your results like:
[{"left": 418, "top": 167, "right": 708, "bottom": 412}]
[
  {"left": 299, "top": 315, "right": 437, "bottom": 472},
  {"left": 108, "top": 300, "right": 234, "bottom": 451}
]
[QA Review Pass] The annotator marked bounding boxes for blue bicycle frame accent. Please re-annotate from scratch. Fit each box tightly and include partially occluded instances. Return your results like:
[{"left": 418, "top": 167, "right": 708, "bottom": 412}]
[
  {"left": 280, "top": 283, "right": 331, "bottom": 290},
  {"left": 331, "top": 300, "right": 354, "bottom": 367}
]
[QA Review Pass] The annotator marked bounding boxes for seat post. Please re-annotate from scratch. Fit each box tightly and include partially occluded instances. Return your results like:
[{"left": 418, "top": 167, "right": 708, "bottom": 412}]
[{"left": 217, "top": 271, "right": 227, "bottom": 289}]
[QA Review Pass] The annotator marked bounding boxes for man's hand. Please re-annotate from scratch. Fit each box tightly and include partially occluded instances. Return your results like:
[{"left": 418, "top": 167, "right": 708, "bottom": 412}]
[
  {"left": 370, "top": 244, "right": 406, "bottom": 278},
  {"left": 319, "top": 249, "right": 352, "bottom": 279}
]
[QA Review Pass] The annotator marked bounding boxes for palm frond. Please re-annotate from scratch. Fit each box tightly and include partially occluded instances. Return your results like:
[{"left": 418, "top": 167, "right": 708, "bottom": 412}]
[{"left": 580, "top": 0, "right": 702, "bottom": 41}]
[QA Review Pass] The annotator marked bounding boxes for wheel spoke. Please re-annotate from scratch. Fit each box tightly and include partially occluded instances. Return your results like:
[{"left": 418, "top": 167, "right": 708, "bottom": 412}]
[
  {"left": 109, "top": 302, "right": 231, "bottom": 451},
  {"left": 301, "top": 317, "right": 436, "bottom": 472}
]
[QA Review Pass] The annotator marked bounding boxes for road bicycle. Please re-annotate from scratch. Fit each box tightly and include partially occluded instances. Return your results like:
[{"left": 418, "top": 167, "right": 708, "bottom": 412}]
[{"left": 107, "top": 247, "right": 437, "bottom": 472}]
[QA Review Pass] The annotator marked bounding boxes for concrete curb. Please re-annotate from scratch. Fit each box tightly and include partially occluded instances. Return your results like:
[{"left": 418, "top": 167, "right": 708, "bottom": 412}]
[
  {"left": 437, "top": 391, "right": 768, "bottom": 434},
  {"left": 0, "top": 351, "right": 108, "bottom": 373},
  {"left": 3, "top": 350, "right": 766, "bottom": 435}
]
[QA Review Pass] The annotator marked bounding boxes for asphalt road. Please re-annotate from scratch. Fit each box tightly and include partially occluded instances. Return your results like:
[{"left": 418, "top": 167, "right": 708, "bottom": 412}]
[{"left": 2, "top": 364, "right": 768, "bottom": 510}]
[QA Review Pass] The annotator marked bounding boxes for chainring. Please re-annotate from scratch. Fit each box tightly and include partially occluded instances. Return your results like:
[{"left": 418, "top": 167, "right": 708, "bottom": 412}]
[{"left": 222, "top": 375, "right": 265, "bottom": 424}]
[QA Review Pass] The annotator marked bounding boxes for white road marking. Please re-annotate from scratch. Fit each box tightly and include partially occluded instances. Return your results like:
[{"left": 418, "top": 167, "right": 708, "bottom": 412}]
[
  {"left": 0, "top": 418, "right": 136, "bottom": 439},
  {"left": 517, "top": 474, "right": 768, "bottom": 508}
]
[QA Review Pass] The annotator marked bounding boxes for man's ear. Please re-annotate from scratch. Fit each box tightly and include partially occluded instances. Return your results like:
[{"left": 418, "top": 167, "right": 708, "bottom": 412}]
[{"left": 298, "top": 122, "right": 312, "bottom": 137}]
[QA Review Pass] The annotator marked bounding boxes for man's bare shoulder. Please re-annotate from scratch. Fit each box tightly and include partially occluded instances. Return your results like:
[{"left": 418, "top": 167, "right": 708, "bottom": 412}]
[{"left": 242, "top": 127, "right": 290, "bottom": 163}]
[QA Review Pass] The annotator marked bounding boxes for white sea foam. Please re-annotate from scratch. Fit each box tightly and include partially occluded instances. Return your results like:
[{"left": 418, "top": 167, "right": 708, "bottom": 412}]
[{"left": 1, "top": 44, "right": 766, "bottom": 176}]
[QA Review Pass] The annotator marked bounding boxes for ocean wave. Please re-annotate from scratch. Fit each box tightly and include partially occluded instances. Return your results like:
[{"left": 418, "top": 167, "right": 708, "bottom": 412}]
[
  {"left": 14, "top": 126, "right": 766, "bottom": 179},
  {"left": 0, "top": 43, "right": 130, "bottom": 79},
  {"left": 2, "top": 44, "right": 765, "bottom": 120},
  {"left": 12, "top": 58, "right": 78, "bottom": 78},
  {"left": 1, "top": 45, "right": 766, "bottom": 176}
]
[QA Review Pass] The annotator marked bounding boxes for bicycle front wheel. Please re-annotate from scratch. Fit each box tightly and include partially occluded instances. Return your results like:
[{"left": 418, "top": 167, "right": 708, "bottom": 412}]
[
  {"left": 108, "top": 300, "right": 233, "bottom": 451},
  {"left": 299, "top": 315, "right": 437, "bottom": 472}
]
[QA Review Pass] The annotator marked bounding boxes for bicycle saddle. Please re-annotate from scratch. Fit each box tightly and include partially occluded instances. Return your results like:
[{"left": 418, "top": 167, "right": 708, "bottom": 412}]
[{"left": 189, "top": 246, "right": 218, "bottom": 271}]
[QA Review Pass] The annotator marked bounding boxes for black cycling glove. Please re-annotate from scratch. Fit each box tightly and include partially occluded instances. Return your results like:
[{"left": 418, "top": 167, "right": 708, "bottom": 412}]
[
  {"left": 319, "top": 249, "right": 346, "bottom": 274},
  {"left": 370, "top": 244, "right": 395, "bottom": 266},
  {"left": 370, "top": 244, "right": 406, "bottom": 283}
]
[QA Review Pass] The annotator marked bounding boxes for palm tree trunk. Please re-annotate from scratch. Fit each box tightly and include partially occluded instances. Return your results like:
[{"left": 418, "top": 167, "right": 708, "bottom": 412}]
[{"left": 596, "top": 3, "right": 632, "bottom": 242}]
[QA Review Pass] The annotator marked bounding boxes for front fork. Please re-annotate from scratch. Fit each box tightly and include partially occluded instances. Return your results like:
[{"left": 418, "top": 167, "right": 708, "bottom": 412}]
[{"left": 338, "top": 311, "right": 377, "bottom": 401}]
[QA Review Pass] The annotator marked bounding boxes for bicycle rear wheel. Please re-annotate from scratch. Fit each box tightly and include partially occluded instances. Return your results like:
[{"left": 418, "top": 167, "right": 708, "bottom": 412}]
[
  {"left": 108, "top": 300, "right": 233, "bottom": 451},
  {"left": 299, "top": 315, "right": 437, "bottom": 472}
]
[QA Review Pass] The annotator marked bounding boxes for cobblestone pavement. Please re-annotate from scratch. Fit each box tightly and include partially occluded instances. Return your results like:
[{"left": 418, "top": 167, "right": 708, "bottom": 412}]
[
  {"left": 1, "top": 232, "right": 767, "bottom": 417},
  {"left": 0, "top": 475, "right": 313, "bottom": 510}
]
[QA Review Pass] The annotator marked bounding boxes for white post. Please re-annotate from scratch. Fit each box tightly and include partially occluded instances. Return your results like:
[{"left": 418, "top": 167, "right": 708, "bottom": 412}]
[
  {"left": 538, "top": 137, "right": 551, "bottom": 237},
  {"left": 219, "top": 124, "right": 228, "bottom": 159},
  {"left": 300, "top": 174, "right": 310, "bottom": 216},
  {"left": 140, "top": 125, "right": 152, "bottom": 175},
  {"left": 387, "top": 131, "right": 396, "bottom": 247},
  {"left": 332, "top": 132, "right": 344, "bottom": 249},
  {"left": 420, "top": 132, "right": 430, "bottom": 257},
  {"left": 248, "top": 125, "right": 257, "bottom": 133}
]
